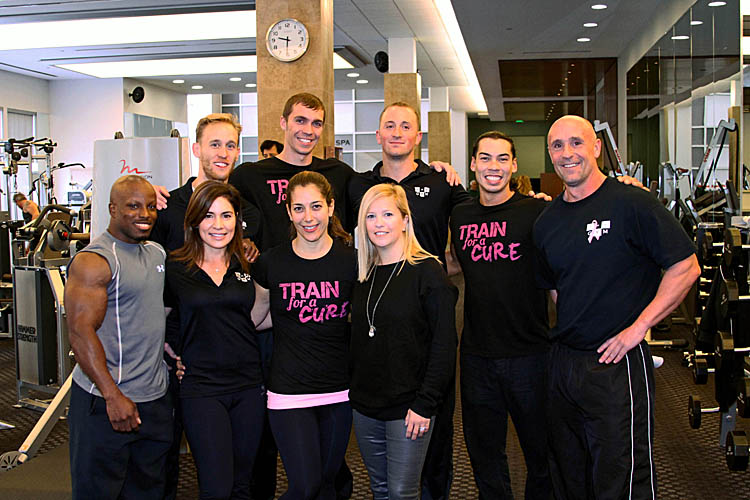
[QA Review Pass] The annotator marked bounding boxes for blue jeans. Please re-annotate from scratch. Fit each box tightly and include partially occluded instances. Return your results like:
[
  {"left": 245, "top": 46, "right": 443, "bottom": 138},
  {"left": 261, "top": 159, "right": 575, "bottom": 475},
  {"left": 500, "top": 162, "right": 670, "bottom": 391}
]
[
  {"left": 353, "top": 409, "right": 435, "bottom": 500},
  {"left": 460, "top": 351, "right": 551, "bottom": 500}
]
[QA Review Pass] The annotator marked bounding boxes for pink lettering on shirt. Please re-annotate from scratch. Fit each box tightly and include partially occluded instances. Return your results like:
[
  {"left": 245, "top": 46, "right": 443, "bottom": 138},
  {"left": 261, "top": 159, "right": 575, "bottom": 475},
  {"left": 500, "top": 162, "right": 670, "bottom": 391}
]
[
  {"left": 456, "top": 221, "right": 521, "bottom": 262},
  {"left": 277, "top": 281, "right": 348, "bottom": 323},
  {"left": 267, "top": 179, "right": 289, "bottom": 204}
]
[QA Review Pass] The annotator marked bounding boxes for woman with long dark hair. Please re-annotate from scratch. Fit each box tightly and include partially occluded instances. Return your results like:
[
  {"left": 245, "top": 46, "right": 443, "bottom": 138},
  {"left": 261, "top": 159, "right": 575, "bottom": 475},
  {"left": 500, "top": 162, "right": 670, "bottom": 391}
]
[
  {"left": 164, "top": 181, "right": 269, "bottom": 499},
  {"left": 350, "top": 183, "right": 458, "bottom": 500},
  {"left": 253, "top": 171, "right": 356, "bottom": 500}
]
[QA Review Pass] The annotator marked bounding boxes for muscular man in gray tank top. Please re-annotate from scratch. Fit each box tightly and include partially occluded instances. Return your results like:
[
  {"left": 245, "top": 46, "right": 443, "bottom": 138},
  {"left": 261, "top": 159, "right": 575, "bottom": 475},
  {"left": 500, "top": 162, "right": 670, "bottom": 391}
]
[{"left": 66, "top": 175, "right": 173, "bottom": 500}]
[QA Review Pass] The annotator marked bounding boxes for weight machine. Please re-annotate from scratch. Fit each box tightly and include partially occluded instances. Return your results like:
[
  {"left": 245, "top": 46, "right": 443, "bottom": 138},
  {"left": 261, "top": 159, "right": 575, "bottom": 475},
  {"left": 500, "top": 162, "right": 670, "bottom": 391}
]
[{"left": 11, "top": 204, "right": 89, "bottom": 411}]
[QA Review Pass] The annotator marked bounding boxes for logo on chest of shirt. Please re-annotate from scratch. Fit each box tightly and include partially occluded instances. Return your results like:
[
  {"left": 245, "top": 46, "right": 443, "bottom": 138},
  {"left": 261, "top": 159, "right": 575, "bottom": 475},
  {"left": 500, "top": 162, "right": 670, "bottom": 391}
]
[
  {"left": 235, "top": 272, "right": 252, "bottom": 283},
  {"left": 414, "top": 186, "right": 430, "bottom": 198},
  {"left": 156, "top": 264, "right": 165, "bottom": 272},
  {"left": 586, "top": 219, "right": 611, "bottom": 243}
]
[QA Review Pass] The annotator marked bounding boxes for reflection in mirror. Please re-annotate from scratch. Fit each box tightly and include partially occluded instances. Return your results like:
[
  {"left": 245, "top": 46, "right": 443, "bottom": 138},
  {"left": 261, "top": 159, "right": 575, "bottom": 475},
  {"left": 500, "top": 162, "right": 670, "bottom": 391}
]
[{"left": 627, "top": 0, "right": 742, "bottom": 221}]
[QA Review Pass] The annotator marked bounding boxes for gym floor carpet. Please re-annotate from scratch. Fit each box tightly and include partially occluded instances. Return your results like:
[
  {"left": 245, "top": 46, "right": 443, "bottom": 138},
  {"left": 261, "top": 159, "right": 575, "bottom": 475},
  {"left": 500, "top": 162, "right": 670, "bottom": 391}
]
[{"left": 0, "top": 274, "right": 749, "bottom": 498}]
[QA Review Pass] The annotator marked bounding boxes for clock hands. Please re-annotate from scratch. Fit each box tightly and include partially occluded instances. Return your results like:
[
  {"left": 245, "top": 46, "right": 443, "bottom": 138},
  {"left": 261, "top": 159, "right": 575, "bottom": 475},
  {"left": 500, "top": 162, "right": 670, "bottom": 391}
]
[{"left": 279, "top": 36, "right": 291, "bottom": 54}]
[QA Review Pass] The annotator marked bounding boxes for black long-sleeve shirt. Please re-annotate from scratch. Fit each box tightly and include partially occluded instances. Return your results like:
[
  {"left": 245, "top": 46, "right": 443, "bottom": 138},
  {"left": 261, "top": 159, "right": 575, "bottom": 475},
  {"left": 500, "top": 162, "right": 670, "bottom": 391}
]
[{"left": 349, "top": 258, "right": 458, "bottom": 420}]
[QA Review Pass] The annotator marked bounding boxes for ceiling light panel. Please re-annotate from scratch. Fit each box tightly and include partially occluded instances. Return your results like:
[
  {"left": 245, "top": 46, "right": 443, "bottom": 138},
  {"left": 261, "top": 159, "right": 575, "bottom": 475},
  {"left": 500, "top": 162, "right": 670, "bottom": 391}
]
[
  {"left": 56, "top": 55, "right": 258, "bottom": 78},
  {"left": 55, "top": 53, "right": 352, "bottom": 78},
  {"left": 0, "top": 11, "right": 256, "bottom": 50}
]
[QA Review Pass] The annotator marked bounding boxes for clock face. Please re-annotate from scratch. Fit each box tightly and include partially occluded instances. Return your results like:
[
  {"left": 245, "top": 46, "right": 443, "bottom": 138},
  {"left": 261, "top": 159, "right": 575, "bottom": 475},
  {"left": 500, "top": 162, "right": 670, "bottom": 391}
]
[{"left": 266, "top": 19, "right": 309, "bottom": 62}]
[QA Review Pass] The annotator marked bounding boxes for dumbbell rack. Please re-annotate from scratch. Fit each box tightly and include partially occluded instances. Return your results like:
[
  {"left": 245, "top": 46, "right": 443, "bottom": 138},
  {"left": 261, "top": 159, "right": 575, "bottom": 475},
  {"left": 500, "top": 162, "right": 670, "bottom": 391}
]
[{"left": 686, "top": 227, "right": 750, "bottom": 471}]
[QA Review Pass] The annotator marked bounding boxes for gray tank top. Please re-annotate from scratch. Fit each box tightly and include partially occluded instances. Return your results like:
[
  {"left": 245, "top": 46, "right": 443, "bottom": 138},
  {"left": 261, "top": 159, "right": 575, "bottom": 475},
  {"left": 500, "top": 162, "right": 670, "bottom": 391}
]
[{"left": 71, "top": 230, "right": 168, "bottom": 402}]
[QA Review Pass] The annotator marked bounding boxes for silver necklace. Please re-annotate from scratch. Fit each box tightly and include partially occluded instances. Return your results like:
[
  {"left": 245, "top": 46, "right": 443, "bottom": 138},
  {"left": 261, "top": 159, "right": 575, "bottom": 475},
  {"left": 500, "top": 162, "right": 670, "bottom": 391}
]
[{"left": 366, "top": 262, "right": 399, "bottom": 338}]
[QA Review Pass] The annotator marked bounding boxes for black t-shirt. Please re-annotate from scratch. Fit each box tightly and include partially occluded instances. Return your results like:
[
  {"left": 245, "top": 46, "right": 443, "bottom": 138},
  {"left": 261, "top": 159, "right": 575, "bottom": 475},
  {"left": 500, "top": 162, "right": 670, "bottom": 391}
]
[
  {"left": 150, "top": 177, "right": 262, "bottom": 253},
  {"left": 164, "top": 257, "right": 262, "bottom": 398},
  {"left": 533, "top": 177, "right": 696, "bottom": 350},
  {"left": 349, "top": 259, "right": 458, "bottom": 420},
  {"left": 229, "top": 157, "right": 356, "bottom": 251},
  {"left": 348, "top": 160, "right": 472, "bottom": 262},
  {"left": 253, "top": 239, "right": 357, "bottom": 395},
  {"left": 450, "top": 193, "right": 550, "bottom": 358}
]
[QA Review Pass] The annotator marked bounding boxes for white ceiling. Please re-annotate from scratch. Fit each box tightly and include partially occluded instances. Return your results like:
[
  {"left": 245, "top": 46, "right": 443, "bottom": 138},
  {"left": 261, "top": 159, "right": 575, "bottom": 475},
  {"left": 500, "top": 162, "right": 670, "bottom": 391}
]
[
  {"left": 0, "top": 0, "right": 468, "bottom": 100},
  {"left": 0, "top": 0, "right": 694, "bottom": 114}
]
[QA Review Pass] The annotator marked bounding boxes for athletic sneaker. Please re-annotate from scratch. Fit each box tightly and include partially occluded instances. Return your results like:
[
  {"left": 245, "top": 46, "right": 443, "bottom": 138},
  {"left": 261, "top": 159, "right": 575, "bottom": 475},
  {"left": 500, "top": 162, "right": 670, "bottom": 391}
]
[{"left": 653, "top": 355, "right": 664, "bottom": 369}]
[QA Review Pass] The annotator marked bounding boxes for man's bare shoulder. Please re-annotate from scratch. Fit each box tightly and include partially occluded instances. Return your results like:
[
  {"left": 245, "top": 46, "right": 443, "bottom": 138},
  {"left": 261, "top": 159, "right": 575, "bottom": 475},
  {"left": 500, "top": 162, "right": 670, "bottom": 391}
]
[{"left": 69, "top": 252, "right": 112, "bottom": 286}]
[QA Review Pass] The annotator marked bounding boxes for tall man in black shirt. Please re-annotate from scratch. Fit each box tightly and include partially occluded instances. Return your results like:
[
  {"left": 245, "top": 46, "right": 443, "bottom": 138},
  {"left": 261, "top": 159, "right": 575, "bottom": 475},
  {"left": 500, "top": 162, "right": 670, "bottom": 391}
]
[
  {"left": 229, "top": 93, "right": 356, "bottom": 252},
  {"left": 448, "top": 131, "right": 551, "bottom": 499},
  {"left": 348, "top": 102, "right": 471, "bottom": 262},
  {"left": 534, "top": 115, "right": 700, "bottom": 499},
  {"left": 150, "top": 113, "right": 261, "bottom": 500}
]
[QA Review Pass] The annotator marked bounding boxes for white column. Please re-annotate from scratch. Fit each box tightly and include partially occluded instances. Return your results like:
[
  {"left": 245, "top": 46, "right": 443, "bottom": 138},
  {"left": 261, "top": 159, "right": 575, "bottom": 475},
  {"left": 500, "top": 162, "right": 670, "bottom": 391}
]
[
  {"left": 430, "top": 87, "right": 449, "bottom": 112},
  {"left": 388, "top": 38, "right": 417, "bottom": 73},
  {"left": 450, "top": 110, "right": 468, "bottom": 186}
]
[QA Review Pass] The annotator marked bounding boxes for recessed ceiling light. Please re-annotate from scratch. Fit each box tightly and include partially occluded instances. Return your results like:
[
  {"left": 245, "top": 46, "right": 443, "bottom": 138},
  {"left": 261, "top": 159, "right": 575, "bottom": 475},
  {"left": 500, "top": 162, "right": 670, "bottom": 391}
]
[
  {"left": 577, "top": 37, "right": 591, "bottom": 42},
  {"left": 347, "top": 72, "right": 360, "bottom": 78},
  {"left": 191, "top": 85, "right": 203, "bottom": 90},
  {"left": 671, "top": 35, "right": 689, "bottom": 40},
  {"left": 591, "top": 4, "right": 607, "bottom": 10},
  {"left": 691, "top": 20, "right": 703, "bottom": 25},
  {"left": 356, "top": 79, "right": 368, "bottom": 84},
  {"left": 172, "top": 79, "right": 184, "bottom": 84},
  {"left": 708, "top": 1, "right": 726, "bottom": 6},
  {"left": 245, "top": 83, "right": 256, "bottom": 88},
  {"left": 229, "top": 77, "right": 242, "bottom": 82},
  {"left": 583, "top": 22, "right": 598, "bottom": 28}
]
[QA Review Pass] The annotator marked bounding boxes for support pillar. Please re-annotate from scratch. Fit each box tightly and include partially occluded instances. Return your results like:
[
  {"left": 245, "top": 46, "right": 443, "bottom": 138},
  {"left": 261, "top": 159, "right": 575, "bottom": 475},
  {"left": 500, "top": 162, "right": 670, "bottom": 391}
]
[
  {"left": 384, "top": 37, "right": 421, "bottom": 159},
  {"left": 428, "top": 87, "right": 450, "bottom": 163},
  {"left": 256, "top": 0, "right": 334, "bottom": 157}
]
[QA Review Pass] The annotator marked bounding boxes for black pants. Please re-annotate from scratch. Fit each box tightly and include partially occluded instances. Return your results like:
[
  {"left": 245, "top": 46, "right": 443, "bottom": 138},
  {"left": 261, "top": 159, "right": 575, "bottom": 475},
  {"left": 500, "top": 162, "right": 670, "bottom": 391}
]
[
  {"left": 420, "top": 375, "right": 455, "bottom": 500},
  {"left": 163, "top": 368, "right": 182, "bottom": 500},
  {"left": 548, "top": 341, "right": 656, "bottom": 500},
  {"left": 251, "top": 329, "right": 278, "bottom": 500},
  {"left": 461, "top": 351, "right": 551, "bottom": 500},
  {"left": 69, "top": 382, "right": 173, "bottom": 500},
  {"left": 269, "top": 402, "right": 352, "bottom": 500},
  {"left": 181, "top": 387, "right": 265, "bottom": 500}
]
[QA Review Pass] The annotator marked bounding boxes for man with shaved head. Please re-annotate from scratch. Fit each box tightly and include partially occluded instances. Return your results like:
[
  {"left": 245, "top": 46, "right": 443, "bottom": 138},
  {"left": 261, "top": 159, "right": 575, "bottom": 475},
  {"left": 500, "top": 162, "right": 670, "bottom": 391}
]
[
  {"left": 66, "top": 175, "right": 173, "bottom": 500},
  {"left": 533, "top": 116, "right": 699, "bottom": 499}
]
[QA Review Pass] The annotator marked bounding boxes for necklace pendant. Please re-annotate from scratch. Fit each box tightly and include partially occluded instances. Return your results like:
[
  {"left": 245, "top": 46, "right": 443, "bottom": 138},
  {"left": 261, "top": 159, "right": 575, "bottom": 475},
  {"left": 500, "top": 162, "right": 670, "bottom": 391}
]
[{"left": 368, "top": 325, "right": 376, "bottom": 338}]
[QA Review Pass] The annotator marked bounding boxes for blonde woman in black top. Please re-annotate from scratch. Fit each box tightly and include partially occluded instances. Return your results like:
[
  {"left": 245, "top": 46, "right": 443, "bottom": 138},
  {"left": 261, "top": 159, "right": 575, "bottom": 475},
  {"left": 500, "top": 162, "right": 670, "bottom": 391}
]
[{"left": 349, "top": 183, "right": 458, "bottom": 500}]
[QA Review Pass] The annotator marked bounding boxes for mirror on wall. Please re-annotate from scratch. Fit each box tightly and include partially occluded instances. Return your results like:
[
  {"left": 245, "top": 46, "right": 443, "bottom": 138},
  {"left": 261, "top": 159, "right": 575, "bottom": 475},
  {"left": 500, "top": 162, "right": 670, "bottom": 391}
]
[{"left": 626, "top": 0, "right": 742, "bottom": 218}]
